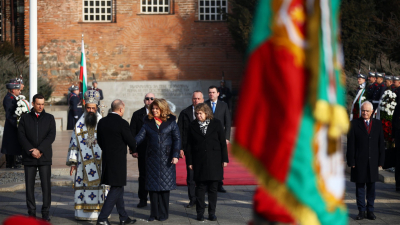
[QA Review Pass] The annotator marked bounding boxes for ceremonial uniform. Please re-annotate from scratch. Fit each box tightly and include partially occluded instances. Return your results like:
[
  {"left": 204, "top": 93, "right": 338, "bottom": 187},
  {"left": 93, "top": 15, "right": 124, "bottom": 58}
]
[
  {"left": 1, "top": 84, "right": 22, "bottom": 168},
  {"left": 350, "top": 74, "right": 367, "bottom": 121},
  {"left": 67, "top": 86, "right": 83, "bottom": 130}
]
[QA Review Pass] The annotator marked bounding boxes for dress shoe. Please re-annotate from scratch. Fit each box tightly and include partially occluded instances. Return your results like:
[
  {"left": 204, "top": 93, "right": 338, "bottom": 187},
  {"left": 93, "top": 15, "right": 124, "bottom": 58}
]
[
  {"left": 197, "top": 214, "right": 204, "bottom": 221},
  {"left": 208, "top": 214, "right": 217, "bottom": 221},
  {"left": 28, "top": 213, "right": 36, "bottom": 218},
  {"left": 356, "top": 211, "right": 365, "bottom": 220},
  {"left": 218, "top": 186, "right": 227, "bottom": 193},
  {"left": 147, "top": 216, "right": 155, "bottom": 221},
  {"left": 120, "top": 217, "right": 137, "bottom": 224},
  {"left": 186, "top": 201, "right": 195, "bottom": 208},
  {"left": 137, "top": 201, "right": 147, "bottom": 208},
  {"left": 367, "top": 211, "right": 376, "bottom": 220},
  {"left": 42, "top": 214, "right": 50, "bottom": 222},
  {"left": 159, "top": 217, "right": 168, "bottom": 221},
  {"left": 96, "top": 220, "right": 111, "bottom": 225}
]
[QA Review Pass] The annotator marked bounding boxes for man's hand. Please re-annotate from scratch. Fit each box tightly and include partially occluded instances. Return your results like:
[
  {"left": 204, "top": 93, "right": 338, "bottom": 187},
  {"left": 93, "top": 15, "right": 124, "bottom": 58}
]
[
  {"left": 379, "top": 166, "right": 382, "bottom": 169},
  {"left": 188, "top": 165, "right": 193, "bottom": 170},
  {"left": 352, "top": 166, "right": 355, "bottom": 168},
  {"left": 132, "top": 153, "right": 138, "bottom": 158},
  {"left": 171, "top": 157, "right": 178, "bottom": 165},
  {"left": 222, "top": 162, "right": 228, "bottom": 167},
  {"left": 226, "top": 139, "right": 230, "bottom": 145},
  {"left": 179, "top": 150, "right": 185, "bottom": 158},
  {"left": 70, "top": 166, "right": 77, "bottom": 176},
  {"left": 29, "top": 149, "right": 41, "bottom": 159}
]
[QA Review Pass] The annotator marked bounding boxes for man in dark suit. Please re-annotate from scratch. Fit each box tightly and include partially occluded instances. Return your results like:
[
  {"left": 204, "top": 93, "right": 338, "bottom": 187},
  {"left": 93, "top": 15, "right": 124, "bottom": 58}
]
[
  {"left": 18, "top": 94, "right": 56, "bottom": 221},
  {"left": 129, "top": 92, "right": 155, "bottom": 208},
  {"left": 205, "top": 85, "right": 231, "bottom": 193},
  {"left": 67, "top": 85, "right": 83, "bottom": 130},
  {"left": 1, "top": 81, "right": 22, "bottom": 168},
  {"left": 347, "top": 101, "right": 385, "bottom": 221},
  {"left": 178, "top": 90, "right": 204, "bottom": 208},
  {"left": 97, "top": 99, "right": 137, "bottom": 225}
]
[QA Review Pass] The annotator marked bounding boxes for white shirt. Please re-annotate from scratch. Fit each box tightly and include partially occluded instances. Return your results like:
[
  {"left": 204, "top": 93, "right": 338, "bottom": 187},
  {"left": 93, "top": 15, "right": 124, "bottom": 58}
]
[
  {"left": 365, "top": 119, "right": 370, "bottom": 125},
  {"left": 146, "top": 108, "right": 149, "bottom": 115},
  {"left": 111, "top": 112, "right": 120, "bottom": 116}
]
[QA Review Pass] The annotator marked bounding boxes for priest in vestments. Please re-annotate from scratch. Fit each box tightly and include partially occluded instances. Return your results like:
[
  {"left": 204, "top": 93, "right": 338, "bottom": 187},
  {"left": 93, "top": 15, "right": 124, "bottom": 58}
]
[{"left": 66, "top": 90, "right": 107, "bottom": 221}]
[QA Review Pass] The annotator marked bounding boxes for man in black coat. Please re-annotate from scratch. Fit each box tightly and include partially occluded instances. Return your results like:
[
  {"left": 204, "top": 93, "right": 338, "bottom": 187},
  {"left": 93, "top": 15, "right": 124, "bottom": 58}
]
[
  {"left": 1, "top": 81, "right": 22, "bottom": 168},
  {"left": 97, "top": 99, "right": 137, "bottom": 225},
  {"left": 347, "top": 101, "right": 385, "bottom": 221},
  {"left": 18, "top": 94, "right": 56, "bottom": 221},
  {"left": 178, "top": 90, "right": 204, "bottom": 208},
  {"left": 129, "top": 92, "right": 155, "bottom": 208},
  {"left": 205, "top": 85, "right": 231, "bottom": 193},
  {"left": 218, "top": 81, "right": 232, "bottom": 108},
  {"left": 67, "top": 85, "right": 83, "bottom": 130},
  {"left": 392, "top": 76, "right": 400, "bottom": 191}
]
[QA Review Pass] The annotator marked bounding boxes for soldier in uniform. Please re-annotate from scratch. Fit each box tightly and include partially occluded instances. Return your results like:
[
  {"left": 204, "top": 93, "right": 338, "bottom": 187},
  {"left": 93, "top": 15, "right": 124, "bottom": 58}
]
[
  {"left": 1, "top": 81, "right": 22, "bottom": 168},
  {"left": 350, "top": 73, "right": 367, "bottom": 121},
  {"left": 218, "top": 81, "right": 232, "bottom": 109},
  {"left": 392, "top": 76, "right": 400, "bottom": 191},
  {"left": 370, "top": 72, "right": 385, "bottom": 112},
  {"left": 385, "top": 75, "right": 394, "bottom": 91},
  {"left": 67, "top": 85, "right": 83, "bottom": 130},
  {"left": 89, "top": 81, "right": 104, "bottom": 113},
  {"left": 366, "top": 72, "right": 377, "bottom": 102}
]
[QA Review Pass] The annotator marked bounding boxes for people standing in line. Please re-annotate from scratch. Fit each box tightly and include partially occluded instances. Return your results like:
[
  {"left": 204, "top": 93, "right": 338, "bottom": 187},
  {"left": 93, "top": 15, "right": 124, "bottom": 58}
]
[
  {"left": 66, "top": 90, "right": 106, "bottom": 221},
  {"left": 67, "top": 85, "right": 83, "bottom": 130},
  {"left": 18, "top": 94, "right": 56, "bottom": 221},
  {"left": 129, "top": 93, "right": 155, "bottom": 208},
  {"left": 371, "top": 72, "right": 386, "bottom": 113},
  {"left": 384, "top": 75, "right": 394, "bottom": 91},
  {"left": 217, "top": 81, "right": 232, "bottom": 109},
  {"left": 178, "top": 91, "right": 205, "bottom": 208},
  {"left": 135, "top": 99, "right": 181, "bottom": 222},
  {"left": 1, "top": 81, "right": 22, "bottom": 169},
  {"left": 393, "top": 76, "right": 400, "bottom": 103},
  {"left": 97, "top": 99, "right": 137, "bottom": 225},
  {"left": 350, "top": 73, "right": 367, "bottom": 121},
  {"left": 347, "top": 101, "right": 385, "bottom": 221},
  {"left": 392, "top": 76, "right": 400, "bottom": 192},
  {"left": 185, "top": 103, "right": 229, "bottom": 221},
  {"left": 205, "top": 86, "right": 231, "bottom": 193},
  {"left": 366, "top": 72, "right": 377, "bottom": 104}
]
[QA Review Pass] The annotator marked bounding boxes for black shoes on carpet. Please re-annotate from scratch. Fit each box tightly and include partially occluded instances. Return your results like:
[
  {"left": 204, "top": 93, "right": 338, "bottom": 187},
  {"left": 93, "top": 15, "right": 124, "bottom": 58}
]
[{"left": 356, "top": 211, "right": 376, "bottom": 220}]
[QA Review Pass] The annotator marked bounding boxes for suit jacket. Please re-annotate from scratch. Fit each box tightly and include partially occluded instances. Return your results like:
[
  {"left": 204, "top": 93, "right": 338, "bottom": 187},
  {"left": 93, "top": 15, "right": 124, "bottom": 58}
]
[
  {"left": 177, "top": 105, "right": 195, "bottom": 152},
  {"left": 130, "top": 107, "right": 147, "bottom": 155},
  {"left": 1, "top": 92, "right": 21, "bottom": 155},
  {"left": 185, "top": 119, "right": 229, "bottom": 182},
  {"left": 98, "top": 113, "right": 137, "bottom": 186},
  {"left": 205, "top": 100, "right": 231, "bottom": 140},
  {"left": 346, "top": 118, "right": 385, "bottom": 183}
]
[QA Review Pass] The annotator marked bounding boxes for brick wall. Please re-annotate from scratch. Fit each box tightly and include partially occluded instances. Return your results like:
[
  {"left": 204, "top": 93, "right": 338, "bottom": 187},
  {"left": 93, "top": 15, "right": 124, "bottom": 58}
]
[{"left": 24, "top": 0, "right": 244, "bottom": 102}]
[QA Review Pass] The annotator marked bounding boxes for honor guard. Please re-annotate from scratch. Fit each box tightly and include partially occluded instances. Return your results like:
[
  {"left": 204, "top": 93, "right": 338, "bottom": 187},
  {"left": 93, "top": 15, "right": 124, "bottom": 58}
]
[
  {"left": 385, "top": 75, "right": 395, "bottom": 91},
  {"left": 372, "top": 72, "right": 386, "bottom": 111},
  {"left": 366, "top": 72, "right": 377, "bottom": 102},
  {"left": 1, "top": 81, "right": 22, "bottom": 168},
  {"left": 67, "top": 85, "right": 83, "bottom": 130},
  {"left": 89, "top": 80, "right": 103, "bottom": 113},
  {"left": 350, "top": 73, "right": 367, "bottom": 120}
]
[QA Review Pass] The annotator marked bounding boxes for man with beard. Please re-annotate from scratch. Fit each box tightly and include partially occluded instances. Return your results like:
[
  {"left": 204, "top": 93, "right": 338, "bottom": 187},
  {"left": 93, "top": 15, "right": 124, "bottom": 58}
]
[{"left": 66, "top": 90, "right": 106, "bottom": 221}]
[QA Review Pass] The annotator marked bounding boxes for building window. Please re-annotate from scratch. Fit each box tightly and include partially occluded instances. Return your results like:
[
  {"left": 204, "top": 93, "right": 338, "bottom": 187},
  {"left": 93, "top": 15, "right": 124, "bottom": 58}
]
[
  {"left": 141, "top": 0, "right": 170, "bottom": 14},
  {"left": 83, "top": 0, "right": 113, "bottom": 22},
  {"left": 198, "top": 0, "right": 227, "bottom": 21}
]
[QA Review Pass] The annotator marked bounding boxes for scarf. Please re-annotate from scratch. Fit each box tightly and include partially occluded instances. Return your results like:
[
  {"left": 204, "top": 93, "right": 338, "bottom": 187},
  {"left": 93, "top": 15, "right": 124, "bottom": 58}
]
[
  {"left": 154, "top": 117, "right": 163, "bottom": 129},
  {"left": 198, "top": 119, "right": 210, "bottom": 135}
]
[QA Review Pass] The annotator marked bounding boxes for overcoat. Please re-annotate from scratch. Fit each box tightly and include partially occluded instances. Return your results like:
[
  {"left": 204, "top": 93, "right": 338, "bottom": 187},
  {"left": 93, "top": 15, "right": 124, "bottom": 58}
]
[
  {"left": 135, "top": 115, "right": 181, "bottom": 191},
  {"left": 1, "top": 92, "right": 22, "bottom": 155},
  {"left": 205, "top": 100, "right": 231, "bottom": 140},
  {"left": 346, "top": 118, "right": 385, "bottom": 183},
  {"left": 67, "top": 93, "right": 82, "bottom": 130},
  {"left": 177, "top": 105, "right": 195, "bottom": 152},
  {"left": 185, "top": 119, "right": 229, "bottom": 182},
  {"left": 97, "top": 113, "right": 137, "bottom": 186},
  {"left": 130, "top": 107, "right": 147, "bottom": 155}
]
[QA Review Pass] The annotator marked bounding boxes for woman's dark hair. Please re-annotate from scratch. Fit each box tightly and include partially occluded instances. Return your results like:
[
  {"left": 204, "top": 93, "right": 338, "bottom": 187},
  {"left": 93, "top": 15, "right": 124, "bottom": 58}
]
[{"left": 194, "top": 103, "right": 214, "bottom": 120}]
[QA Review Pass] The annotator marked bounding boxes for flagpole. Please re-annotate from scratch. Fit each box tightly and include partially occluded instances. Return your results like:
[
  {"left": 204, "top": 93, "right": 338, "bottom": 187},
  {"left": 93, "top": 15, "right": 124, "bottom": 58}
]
[
  {"left": 80, "top": 34, "right": 84, "bottom": 95},
  {"left": 29, "top": 0, "right": 38, "bottom": 105}
]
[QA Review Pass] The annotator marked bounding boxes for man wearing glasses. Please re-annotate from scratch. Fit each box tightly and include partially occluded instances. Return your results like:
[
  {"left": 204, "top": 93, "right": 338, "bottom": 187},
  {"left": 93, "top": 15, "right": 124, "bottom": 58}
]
[{"left": 129, "top": 93, "right": 155, "bottom": 208}]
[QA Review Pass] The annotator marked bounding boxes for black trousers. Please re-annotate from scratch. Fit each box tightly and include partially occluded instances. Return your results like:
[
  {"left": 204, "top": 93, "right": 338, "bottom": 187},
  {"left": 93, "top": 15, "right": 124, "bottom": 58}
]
[
  {"left": 195, "top": 181, "right": 218, "bottom": 216},
  {"left": 356, "top": 182, "right": 376, "bottom": 212},
  {"left": 149, "top": 191, "right": 170, "bottom": 219},
  {"left": 6, "top": 155, "right": 16, "bottom": 167},
  {"left": 98, "top": 186, "right": 128, "bottom": 222},
  {"left": 138, "top": 154, "right": 148, "bottom": 202},
  {"left": 24, "top": 165, "right": 51, "bottom": 216},
  {"left": 396, "top": 149, "right": 400, "bottom": 188},
  {"left": 186, "top": 165, "right": 196, "bottom": 202}
]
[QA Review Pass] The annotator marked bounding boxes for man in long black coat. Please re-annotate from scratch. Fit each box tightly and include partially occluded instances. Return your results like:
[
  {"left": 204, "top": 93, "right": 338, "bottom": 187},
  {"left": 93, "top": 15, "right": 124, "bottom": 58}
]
[
  {"left": 97, "top": 99, "right": 137, "bottom": 225},
  {"left": 178, "top": 91, "right": 204, "bottom": 208},
  {"left": 67, "top": 85, "right": 83, "bottom": 130},
  {"left": 205, "top": 85, "right": 231, "bottom": 193},
  {"left": 347, "top": 101, "right": 385, "bottom": 221},
  {"left": 129, "top": 92, "right": 154, "bottom": 208},
  {"left": 1, "top": 81, "right": 22, "bottom": 168}
]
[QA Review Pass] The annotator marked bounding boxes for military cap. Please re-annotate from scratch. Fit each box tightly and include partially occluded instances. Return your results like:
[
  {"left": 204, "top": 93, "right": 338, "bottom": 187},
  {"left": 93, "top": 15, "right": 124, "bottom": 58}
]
[
  {"left": 6, "top": 82, "right": 21, "bottom": 90},
  {"left": 385, "top": 75, "right": 393, "bottom": 81},
  {"left": 92, "top": 80, "right": 98, "bottom": 84},
  {"left": 376, "top": 72, "right": 385, "bottom": 78},
  {"left": 393, "top": 76, "right": 400, "bottom": 81},
  {"left": 69, "top": 85, "right": 79, "bottom": 91},
  {"left": 368, "top": 72, "right": 376, "bottom": 77},
  {"left": 84, "top": 90, "right": 100, "bottom": 105},
  {"left": 9, "top": 78, "right": 23, "bottom": 84},
  {"left": 357, "top": 74, "right": 366, "bottom": 79}
]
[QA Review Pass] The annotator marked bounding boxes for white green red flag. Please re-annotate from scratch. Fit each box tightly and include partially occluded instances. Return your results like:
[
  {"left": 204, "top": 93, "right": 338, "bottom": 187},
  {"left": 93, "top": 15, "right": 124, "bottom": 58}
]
[
  {"left": 79, "top": 38, "right": 87, "bottom": 94},
  {"left": 232, "top": 0, "right": 349, "bottom": 224}
]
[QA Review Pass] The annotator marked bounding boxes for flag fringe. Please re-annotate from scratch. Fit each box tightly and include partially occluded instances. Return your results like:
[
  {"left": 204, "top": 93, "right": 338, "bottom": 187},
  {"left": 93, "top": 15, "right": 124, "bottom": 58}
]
[{"left": 231, "top": 142, "right": 321, "bottom": 225}]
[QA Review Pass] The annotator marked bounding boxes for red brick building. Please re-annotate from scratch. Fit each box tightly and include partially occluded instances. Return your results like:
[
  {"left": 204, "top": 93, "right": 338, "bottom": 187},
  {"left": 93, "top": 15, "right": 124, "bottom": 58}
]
[
  {"left": 21, "top": 0, "right": 244, "bottom": 102},
  {"left": 1, "top": 0, "right": 25, "bottom": 47}
]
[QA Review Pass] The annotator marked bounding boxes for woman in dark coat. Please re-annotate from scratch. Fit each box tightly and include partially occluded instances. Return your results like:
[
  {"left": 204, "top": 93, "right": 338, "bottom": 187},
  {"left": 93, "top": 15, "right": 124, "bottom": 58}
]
[
  {"left": 135, "top": 98, "right": 181, "bottom": 222},
  {"left": 185, "top": 103, "right": 229, "bottom": 221}
]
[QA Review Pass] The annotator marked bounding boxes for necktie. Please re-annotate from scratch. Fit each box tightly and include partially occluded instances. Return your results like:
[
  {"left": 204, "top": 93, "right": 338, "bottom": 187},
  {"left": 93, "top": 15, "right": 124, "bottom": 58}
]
[
  {"left": 36, "top": 114, "right": 39, "bottom": 118},
  {"left": 366, "top": 120, "right": 369, "bottom": 126},
  {"left": 212, "top": 102, "right": 216, "bottom": 113}
]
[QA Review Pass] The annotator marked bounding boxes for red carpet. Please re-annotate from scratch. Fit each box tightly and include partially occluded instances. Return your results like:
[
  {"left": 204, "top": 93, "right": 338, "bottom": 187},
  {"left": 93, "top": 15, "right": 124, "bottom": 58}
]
[{"left": 176, "top": 146, "right": 259, "bottom": 185}]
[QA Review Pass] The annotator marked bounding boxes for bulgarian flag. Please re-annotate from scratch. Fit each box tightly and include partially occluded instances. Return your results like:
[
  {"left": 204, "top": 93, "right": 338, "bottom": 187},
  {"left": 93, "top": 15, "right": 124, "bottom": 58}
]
[
  {"left": 232, "top": 0, "right": 349, "bottom": 224},
  {"left": 79, "top": 38, "right": 88, "bottom": 95}
]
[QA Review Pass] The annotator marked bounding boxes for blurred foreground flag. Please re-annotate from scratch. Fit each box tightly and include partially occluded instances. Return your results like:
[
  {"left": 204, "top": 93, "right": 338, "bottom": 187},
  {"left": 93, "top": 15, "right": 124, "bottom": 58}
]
[{"left": 232, "top": 0, "right": 349, "bottom": 224}]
